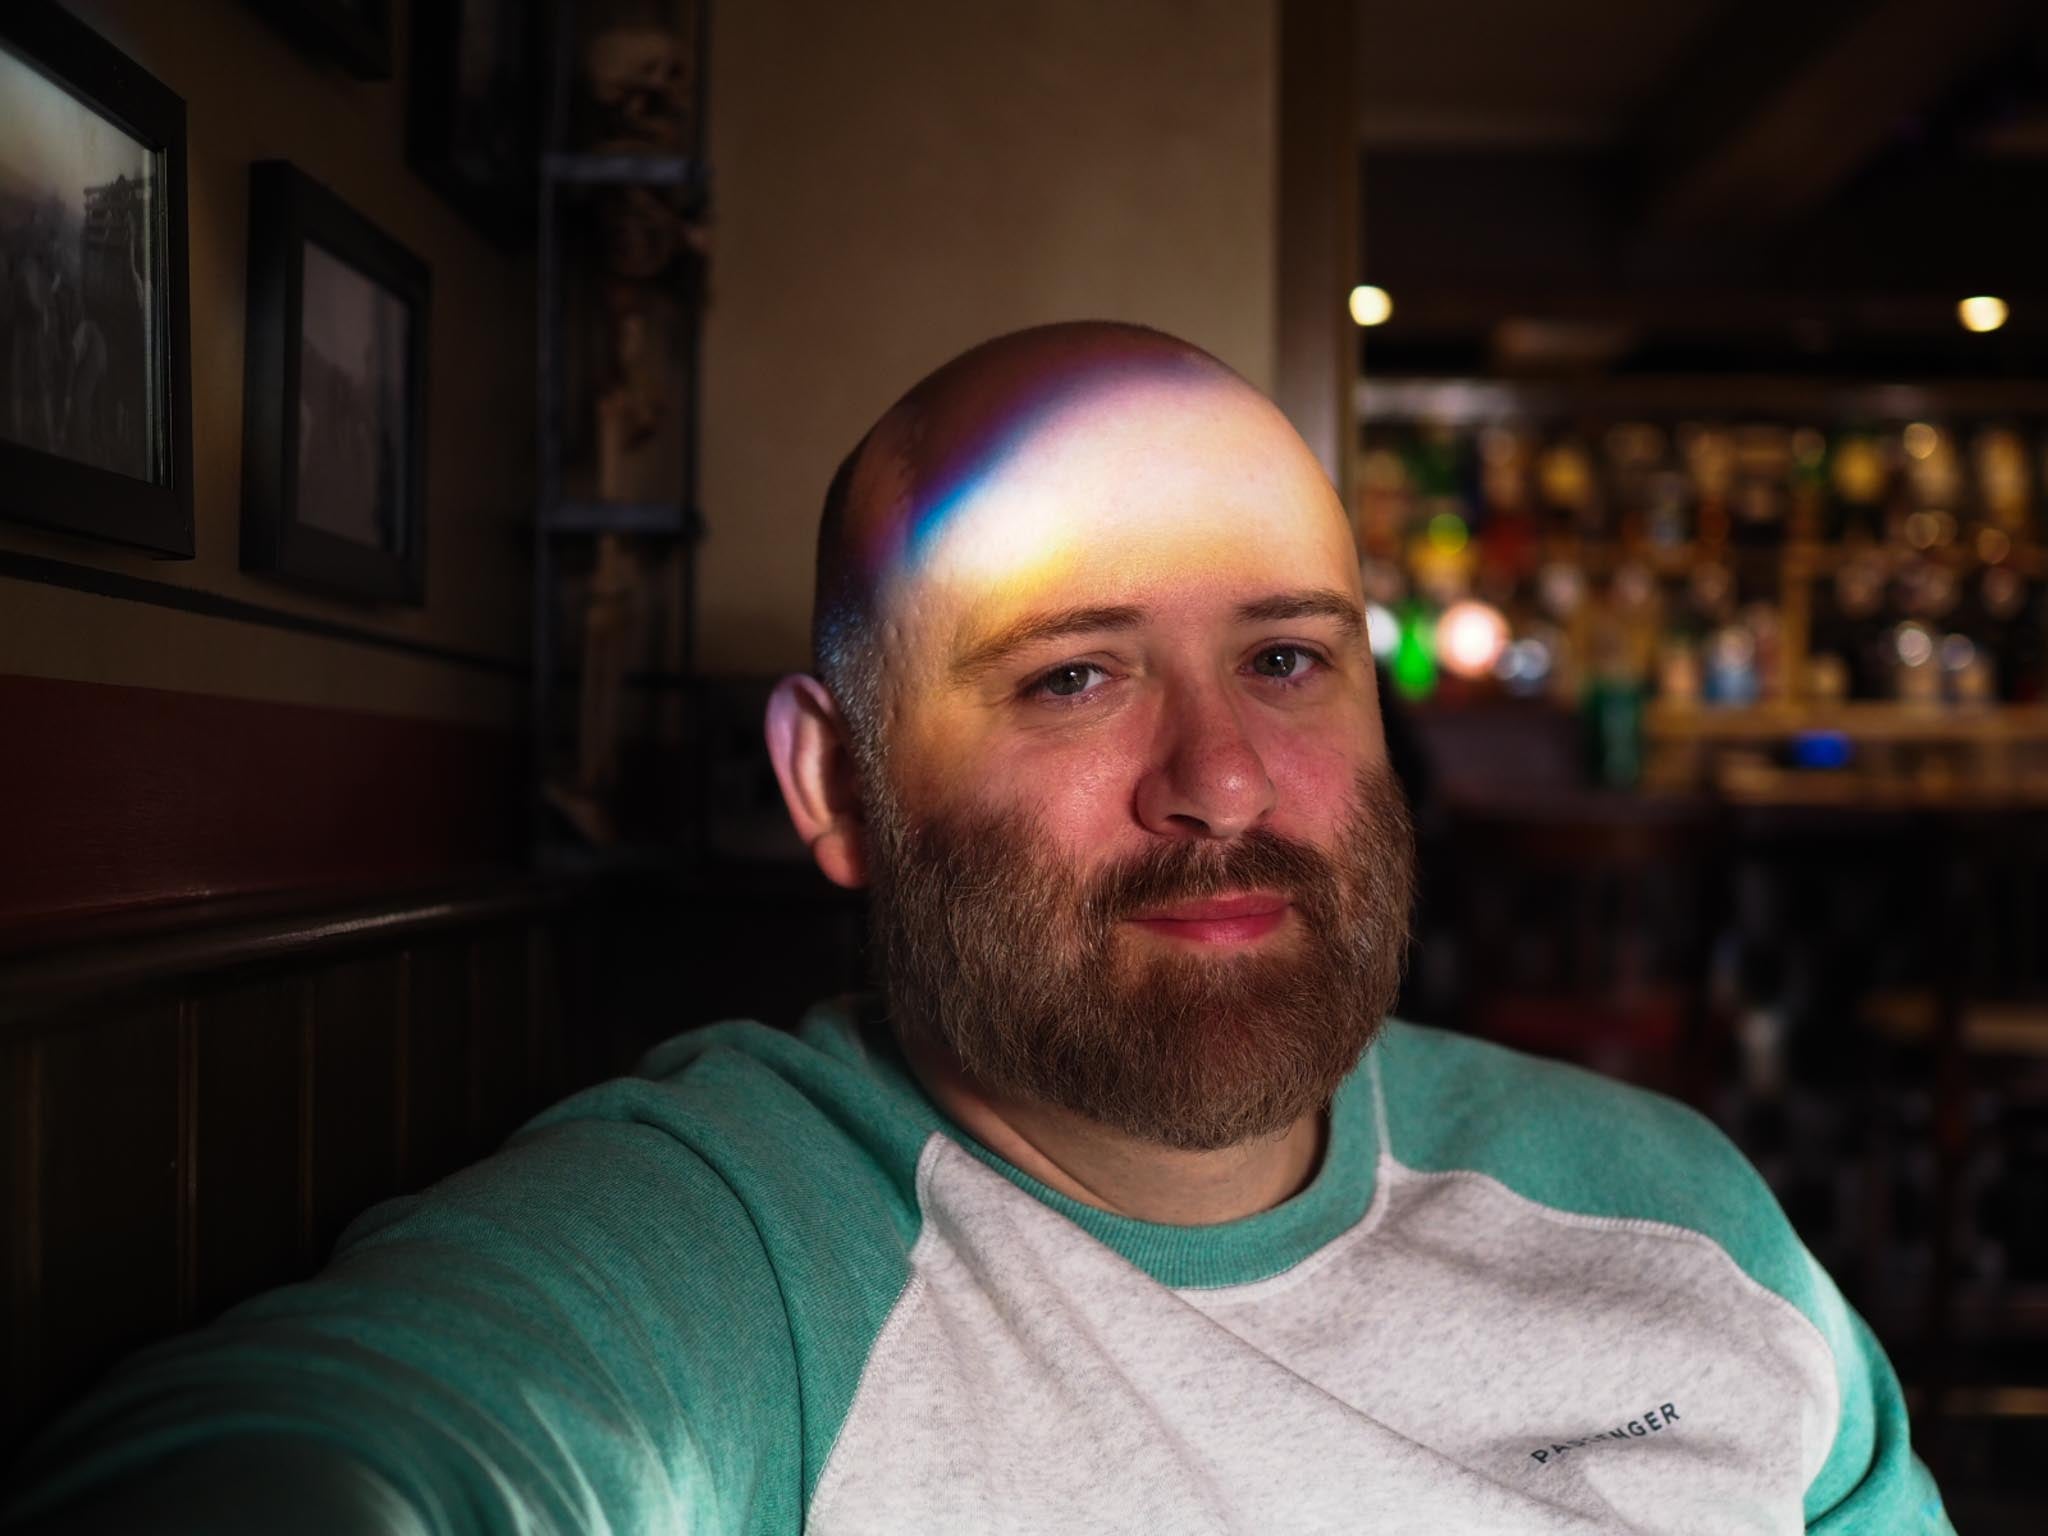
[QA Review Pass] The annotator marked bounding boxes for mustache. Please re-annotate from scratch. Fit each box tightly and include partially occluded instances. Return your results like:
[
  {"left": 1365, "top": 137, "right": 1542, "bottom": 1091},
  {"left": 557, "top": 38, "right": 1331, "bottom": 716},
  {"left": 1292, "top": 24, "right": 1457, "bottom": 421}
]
[{"left": 1078, "top": 824, "right": 1344, "bottom": 927}]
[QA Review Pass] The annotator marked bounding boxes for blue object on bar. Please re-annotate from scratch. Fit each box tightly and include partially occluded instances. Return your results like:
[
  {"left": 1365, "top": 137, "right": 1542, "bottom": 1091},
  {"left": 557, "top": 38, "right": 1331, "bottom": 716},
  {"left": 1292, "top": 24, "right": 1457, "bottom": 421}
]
[{"left": 1789, "top": 730, "right": 1852, "bottom": 770}]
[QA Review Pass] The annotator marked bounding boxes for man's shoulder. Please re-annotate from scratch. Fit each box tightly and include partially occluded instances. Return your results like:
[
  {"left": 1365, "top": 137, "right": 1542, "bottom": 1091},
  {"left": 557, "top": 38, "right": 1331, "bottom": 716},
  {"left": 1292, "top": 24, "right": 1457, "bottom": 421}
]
[
  {"left": 493, "top": 999, "right": 938, "bottom": 1228},
  {"left": 535, "top": 996, "right": 927, "bottom": 1139},
  {"left": 1370, "top": 1019, "right": 1809, "bottom": 1305}
]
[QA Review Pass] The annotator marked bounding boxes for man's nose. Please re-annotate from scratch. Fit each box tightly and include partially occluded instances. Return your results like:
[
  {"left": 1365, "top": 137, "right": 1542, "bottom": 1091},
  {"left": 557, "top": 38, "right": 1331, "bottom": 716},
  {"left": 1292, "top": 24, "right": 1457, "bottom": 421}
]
[{"left": 1132, "top": 678, "right": 1278, "bottom": 840}]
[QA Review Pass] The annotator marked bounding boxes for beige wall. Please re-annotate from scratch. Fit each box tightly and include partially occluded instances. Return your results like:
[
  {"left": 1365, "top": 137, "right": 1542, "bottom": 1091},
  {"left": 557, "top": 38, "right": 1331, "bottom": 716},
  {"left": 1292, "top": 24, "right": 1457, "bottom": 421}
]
[
  {"left": 4, "top": 1, "right": 1282, "bottom": 708},
  {"left": 698, "top": 0, "right": 1279, "bottom": 675},
  {"left": 0, "top": 0, "right": 532, "bottom": 727}
]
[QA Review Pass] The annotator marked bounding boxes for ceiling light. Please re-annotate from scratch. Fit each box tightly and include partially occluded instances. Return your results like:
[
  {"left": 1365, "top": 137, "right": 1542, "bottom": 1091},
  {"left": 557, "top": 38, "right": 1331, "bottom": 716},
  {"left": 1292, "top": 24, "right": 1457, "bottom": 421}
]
[
  {"left": 1957, "top": 295, "right": 2009, "bottom": 333},
  {"left": 1348, "top": 285, "right": 1393, "bottom": 327}
]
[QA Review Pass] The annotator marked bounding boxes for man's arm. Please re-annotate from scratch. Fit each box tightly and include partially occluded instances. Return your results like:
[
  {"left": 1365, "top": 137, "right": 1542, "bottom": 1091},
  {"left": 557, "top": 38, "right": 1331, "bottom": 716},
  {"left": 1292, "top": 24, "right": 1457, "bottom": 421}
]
[
  {"left": 4, "top": 1105, "right": 806, "bottom": 1535},
  {"left": 1798, "top": 1252, "right": 1954, "bottom": 1535}
]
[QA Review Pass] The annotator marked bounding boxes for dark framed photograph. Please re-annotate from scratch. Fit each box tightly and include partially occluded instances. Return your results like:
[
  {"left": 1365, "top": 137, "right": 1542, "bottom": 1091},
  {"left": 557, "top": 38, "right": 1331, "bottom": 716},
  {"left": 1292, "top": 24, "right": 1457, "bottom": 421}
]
[
  {"left": 245, "top": 1, "right": 393, "bottom": 81},
  {"left": 0, "top": 2, "right": 193, "bottom": 557},
  {"left": 242, "top": 162, "right": 429, "bottom": 604},
  {"left": 409, "top": 0, "right": 543, "bottom": 245}
]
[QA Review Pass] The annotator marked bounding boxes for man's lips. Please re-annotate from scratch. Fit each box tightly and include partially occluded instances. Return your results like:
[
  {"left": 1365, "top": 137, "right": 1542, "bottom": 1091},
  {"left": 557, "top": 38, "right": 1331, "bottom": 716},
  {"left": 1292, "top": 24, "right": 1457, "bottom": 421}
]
[
  {"left": 1129, "top": 893, "right": 1288, "bottom": 921},
  {"left": 1124, "top": 893, "right": 1291, "bottom": 943}
]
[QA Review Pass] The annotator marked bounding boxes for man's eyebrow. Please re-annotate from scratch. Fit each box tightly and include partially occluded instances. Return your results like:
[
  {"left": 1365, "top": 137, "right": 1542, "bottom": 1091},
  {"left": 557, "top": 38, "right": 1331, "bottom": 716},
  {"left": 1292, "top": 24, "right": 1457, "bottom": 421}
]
[
  {"left": 950, "top": 589, "right": 1365, "bottom": 684},
  {"left": 1233, "top": 590, "right": 1366, "bottom": 641},
  {"left": 951, "top": 605, "right": 1148, "bottom": 684}
]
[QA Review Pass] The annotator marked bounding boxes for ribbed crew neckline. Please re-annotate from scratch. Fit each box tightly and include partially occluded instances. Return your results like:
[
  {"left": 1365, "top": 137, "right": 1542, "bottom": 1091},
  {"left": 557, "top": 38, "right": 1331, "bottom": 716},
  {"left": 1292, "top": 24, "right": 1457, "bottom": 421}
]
[{"left": 809, "top": 998, "right": 1384, "bottom": 1291}]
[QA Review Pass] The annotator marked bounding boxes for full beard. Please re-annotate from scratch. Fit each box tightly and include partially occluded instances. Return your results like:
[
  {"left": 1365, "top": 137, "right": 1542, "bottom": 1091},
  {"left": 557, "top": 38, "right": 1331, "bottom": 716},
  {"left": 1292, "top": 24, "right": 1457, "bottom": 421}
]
[{"left": 864, "top": 761, "right": 1416, "bottom": 1152}]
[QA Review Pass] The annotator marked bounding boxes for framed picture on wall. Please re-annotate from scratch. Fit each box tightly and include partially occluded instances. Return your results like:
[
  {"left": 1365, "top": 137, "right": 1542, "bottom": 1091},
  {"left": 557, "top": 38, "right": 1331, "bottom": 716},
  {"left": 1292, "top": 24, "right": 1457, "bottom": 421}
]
[
  {"left": 244, "top": 0, "right": 393, "bottom": 81},
  {"left": 0, "top": 2, "right": 194, "bottom": 557},
  {"left": 242, "top": 162, "right": 430, "bottom": 604},
  {"left": 409, "top": 0, "right": 543, "bottom": 245}
]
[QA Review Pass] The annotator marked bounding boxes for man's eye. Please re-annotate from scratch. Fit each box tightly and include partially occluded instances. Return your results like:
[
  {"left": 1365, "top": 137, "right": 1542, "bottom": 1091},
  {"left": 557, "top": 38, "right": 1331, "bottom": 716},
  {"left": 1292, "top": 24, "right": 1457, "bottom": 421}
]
[
  {"left": 1249, "top": 646, "right": 1321, "bottom": 680},
  {"left": 1027, "top": 662, "right": 1107, "bottom": 700}
]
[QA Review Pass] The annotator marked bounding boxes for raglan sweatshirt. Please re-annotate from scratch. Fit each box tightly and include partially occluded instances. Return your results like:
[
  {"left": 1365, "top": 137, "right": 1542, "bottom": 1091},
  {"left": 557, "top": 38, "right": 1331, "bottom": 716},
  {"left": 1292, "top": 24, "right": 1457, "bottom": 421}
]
[{"left": 4, "top": 998, "right": 1951, "bottom": 1534}]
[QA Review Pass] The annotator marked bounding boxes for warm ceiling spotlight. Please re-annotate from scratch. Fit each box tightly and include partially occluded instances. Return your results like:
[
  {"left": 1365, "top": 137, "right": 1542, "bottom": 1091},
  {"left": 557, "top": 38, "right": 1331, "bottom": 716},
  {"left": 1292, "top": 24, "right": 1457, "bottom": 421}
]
[
  {"left": 1437, "top": 600, "right": 1510, "bottom": 680},
  {"left": 1348, "top": 284, "right": 1393, "bottom": 327},
  {"left": 1958, "top": 295, "right": 2009, "bottom": 334}
]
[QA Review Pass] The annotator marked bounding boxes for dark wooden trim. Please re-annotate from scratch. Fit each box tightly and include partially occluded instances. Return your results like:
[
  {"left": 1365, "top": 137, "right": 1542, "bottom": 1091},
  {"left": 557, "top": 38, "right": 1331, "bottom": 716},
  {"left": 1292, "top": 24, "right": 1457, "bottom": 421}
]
[
  {"left": 5, "top": 1037, "right": 44, "bottom": 1434},
  {"left": 0, "top": 551, "right": 524, "bottom": 676},
  {"left": 516, "top": 933, "right": 540, "bottom": 1114},
  {"left": 174, "top": 999, "right": 198, "bottom": 1324},
  {"left": 294, "top": 982, "right": 315, "bottom": 1268},
  {"left": 0, "top": 3, "right": 194, "bottom": 557},
  {"left": 1275, "top": 0, "right": 1358, "bottom": 502},
  {"left": 392, "top": 949, "right": 413, "bottom": 1189},
  {"left": 464, "top": 941, "right": 486, "bottom": 1142},
  {"left": 0, "top": 876, "right": 593, "bottom": 1031},
  {"left": 0, "top": 675, "right": 526, "bottom": 935}
]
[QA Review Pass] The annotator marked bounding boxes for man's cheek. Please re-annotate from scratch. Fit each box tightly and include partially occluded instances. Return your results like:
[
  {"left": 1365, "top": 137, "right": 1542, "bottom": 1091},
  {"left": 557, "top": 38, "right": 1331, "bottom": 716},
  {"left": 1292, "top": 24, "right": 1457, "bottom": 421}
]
[{"left": 1261, "top": 738, "right": 1366, "bottom": 838}]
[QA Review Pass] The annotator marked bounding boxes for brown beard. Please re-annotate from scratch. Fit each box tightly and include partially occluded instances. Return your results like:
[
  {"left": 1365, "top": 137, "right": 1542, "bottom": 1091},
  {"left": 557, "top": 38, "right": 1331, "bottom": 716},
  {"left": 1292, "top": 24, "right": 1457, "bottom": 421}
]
[{"left": 864, "top": 760, "right": 1416, "bottom": 1151}]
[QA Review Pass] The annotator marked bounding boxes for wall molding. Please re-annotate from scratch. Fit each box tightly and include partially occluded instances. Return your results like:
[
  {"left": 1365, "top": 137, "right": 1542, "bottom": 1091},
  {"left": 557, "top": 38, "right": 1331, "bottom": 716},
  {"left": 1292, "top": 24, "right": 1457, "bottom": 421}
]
[
  {"left": 0, "top": 550, "right": 523, "bottom": 678},
  {"left": 0, "top": 674, "right": 525, "bottom": 933}
]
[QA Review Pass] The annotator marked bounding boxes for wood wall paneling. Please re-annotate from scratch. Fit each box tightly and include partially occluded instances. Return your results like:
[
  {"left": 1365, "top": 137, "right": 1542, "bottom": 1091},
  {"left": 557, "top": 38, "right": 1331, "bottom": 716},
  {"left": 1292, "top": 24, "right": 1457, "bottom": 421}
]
[
  {"left": 191, "top": 976, "right": 310, "bottom": 1322},
  {"left": 402, "top": 942, "right": 477, "bottom": 1191},
  {"left": 3, "top": 1036, "right": 38, "bottom": 1444},
  {"left": 308, "top": 957, "right": 406, "bottom": 1264},
  {"left": 0, "top": 878, "right": 848, "bottom": 1452},
  {"left": 472, "top": 926, "right": 534, "bottom": 1148},
  {"left": 527, "top": 923, "right": 566, "bottom": 1111},
  {"left": 32, "top": 1006, "right": 183, "bottom": 1436}
]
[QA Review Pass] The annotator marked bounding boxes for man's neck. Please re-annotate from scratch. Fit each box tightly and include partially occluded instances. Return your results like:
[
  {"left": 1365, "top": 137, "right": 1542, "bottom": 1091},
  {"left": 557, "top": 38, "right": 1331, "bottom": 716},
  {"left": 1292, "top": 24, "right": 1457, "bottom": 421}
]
[{"left": 898, "top": 1036, "right": 1326, "bottom": 1226}]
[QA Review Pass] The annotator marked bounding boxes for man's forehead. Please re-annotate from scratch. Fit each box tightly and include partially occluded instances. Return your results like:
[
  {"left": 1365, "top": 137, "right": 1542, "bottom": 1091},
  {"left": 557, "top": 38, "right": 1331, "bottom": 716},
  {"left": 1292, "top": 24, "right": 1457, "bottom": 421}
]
[
  {"left": 846, "top": 351, "right": 1352, "bottom": 648},
  {"left": 841, "top": 335, "right": 1231, "bottom": 583}
]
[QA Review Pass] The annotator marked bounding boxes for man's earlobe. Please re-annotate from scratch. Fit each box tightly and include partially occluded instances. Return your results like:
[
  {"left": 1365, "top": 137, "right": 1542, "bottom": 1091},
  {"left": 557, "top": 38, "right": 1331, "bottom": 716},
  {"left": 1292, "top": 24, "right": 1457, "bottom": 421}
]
[{"left": 764, "top": 674, "right": 869, "bottom": 889}]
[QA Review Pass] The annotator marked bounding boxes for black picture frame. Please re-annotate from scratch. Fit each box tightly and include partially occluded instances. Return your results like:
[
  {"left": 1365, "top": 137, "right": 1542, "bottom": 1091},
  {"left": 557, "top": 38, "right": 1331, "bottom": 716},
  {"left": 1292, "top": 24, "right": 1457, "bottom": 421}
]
[
  {"left": 242, "top": 162, "right": 430, "bottom": 605},
  {"left": 245, "top": 0, "right": 393, "bottom": 81},
  {"left": 0, "top": 2, "right": 194, "bottom": 558},
  {"left": 408, "top": 0, "right": 544, "bottom": 246}
]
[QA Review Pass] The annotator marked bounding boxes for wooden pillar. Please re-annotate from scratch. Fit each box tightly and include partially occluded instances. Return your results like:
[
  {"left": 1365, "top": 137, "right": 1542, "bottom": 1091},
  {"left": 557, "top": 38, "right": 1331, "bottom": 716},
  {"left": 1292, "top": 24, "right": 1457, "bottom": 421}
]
[{"left": 1275, "top": 0, "right": 1358, "bottom": 507}]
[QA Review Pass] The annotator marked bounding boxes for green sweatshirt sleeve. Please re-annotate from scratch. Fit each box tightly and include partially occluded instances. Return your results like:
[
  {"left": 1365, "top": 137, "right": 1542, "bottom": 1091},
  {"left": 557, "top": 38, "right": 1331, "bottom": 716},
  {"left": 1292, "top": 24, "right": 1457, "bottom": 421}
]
[
  {"left": 4, "top": 1090, "right": 810, "bottom": 1535},
  {"left": 1799, "top": 1254, "right": 1954, "bottom": 1535}
]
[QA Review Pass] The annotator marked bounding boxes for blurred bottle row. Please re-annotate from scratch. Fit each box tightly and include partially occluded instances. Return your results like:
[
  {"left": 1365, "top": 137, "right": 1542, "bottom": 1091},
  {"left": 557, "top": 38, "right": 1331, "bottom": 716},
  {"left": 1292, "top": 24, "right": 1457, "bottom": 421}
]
[{"left": 1357, "top": 417, "right": 2048, "bottom": 714}]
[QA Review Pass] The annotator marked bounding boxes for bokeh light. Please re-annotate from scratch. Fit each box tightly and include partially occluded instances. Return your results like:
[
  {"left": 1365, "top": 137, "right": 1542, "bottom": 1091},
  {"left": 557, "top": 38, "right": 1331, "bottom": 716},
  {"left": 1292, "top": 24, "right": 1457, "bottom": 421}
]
[
  {"left": 1348, "top": 284, "right": 1393, "bottom": 327},
  {"left": 1437, "top": 600, "right": 1510, "bottom": 679},
  {"left": 1957, "top": 295, "right": 2009, "bottom": 333}
]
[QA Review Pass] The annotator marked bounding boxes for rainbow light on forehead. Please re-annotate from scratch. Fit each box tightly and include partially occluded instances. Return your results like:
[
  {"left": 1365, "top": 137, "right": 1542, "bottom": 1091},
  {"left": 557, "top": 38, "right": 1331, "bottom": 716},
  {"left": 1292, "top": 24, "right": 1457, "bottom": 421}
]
[{"left": 853, "top": 350, "right": 1217, "bottom": 585}]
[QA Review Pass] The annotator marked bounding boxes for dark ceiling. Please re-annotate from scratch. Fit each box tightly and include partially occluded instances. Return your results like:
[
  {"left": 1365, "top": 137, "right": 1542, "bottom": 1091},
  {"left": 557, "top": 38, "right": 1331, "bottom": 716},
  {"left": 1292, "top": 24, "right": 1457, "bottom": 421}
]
[{"left": 1356, "top": 0, "right": 2048, "bottom": 379}]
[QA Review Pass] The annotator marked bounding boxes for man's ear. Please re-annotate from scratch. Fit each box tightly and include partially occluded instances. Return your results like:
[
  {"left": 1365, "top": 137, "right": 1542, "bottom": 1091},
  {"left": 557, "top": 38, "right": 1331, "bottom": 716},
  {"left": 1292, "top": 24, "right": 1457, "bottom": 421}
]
[{"left": 764, "top": 674, "right": 869, "bottom": 889}]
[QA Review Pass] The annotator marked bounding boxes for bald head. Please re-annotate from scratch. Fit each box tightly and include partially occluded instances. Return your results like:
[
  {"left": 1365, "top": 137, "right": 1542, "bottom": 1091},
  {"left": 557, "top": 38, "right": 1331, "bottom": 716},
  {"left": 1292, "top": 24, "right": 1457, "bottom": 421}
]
[{"left": 810, "top": 322, "right": 1346, "bottom": 766}]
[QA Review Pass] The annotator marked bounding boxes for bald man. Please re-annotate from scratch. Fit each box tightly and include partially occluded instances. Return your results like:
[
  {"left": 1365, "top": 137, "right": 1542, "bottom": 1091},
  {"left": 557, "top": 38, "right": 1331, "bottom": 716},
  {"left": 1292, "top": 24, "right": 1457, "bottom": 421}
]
[{"left": 7, "top": 325, "right": 1947, "bottom": 1535}]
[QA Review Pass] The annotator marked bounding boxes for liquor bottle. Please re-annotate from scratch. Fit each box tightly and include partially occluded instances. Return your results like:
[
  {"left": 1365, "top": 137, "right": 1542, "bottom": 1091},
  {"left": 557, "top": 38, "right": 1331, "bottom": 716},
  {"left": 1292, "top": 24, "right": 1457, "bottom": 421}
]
[
  {"left": 1681, "top": 424, "right": 1735, "bottom": 549},
  {"left": 1537, "top": 437, "right": 1603, "bottom": 542},
  {"left": 1355, "top": 434, "right": 1414, "bottom": 562},
  {"left": 1582, "top": 603, "right": 1648, "bottom": 787},
  {"left": 1477, "top": 426, "right": 1540, "bottom": 586},
  {"left": 1972, "top": 426, "right": 2031, "bottom": 537},
  {"left": 1603, "top": 422, "right": 1668, "bottom": 549},
  {"left": 1789, "top": 428, "right": 1827, "bottom": 544},
  {"left": 1826, "top": 431, "right": 1890, "bottom": 542},
  {"left": 1729, "top": 425, "right": 1792, "bottom": 550}
]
